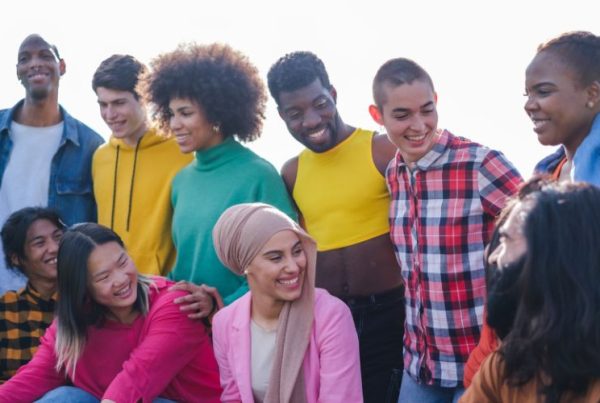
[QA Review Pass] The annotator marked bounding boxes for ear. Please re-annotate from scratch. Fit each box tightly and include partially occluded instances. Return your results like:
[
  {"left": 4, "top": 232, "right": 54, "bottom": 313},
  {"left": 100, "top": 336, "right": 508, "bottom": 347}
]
[
  {"left": 369, "top": 104, "right": 384, "bottom": 125},
  {"left": 586, "top": 80, "right": 600, "bottom": 106},
  {"left": 59, "top": 59, "right": 66, "bottom": 76},
  {"left": 10, "top": 253, "right": 22, "bottom": 269},
  {"left": 329, "top": 85, "right": 337, "bottom": 103}
]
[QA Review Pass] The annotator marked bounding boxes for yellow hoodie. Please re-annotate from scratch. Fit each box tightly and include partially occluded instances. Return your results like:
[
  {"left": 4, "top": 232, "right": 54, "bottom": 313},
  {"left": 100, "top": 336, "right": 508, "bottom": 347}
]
[{"left": 92, "top": 128, "right": 192, "bottom": 275}]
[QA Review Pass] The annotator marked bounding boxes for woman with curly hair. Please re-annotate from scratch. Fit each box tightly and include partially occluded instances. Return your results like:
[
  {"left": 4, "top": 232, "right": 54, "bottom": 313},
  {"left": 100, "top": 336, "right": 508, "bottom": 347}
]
[
  {"left": 139, "top": 43, "right": 295, "bottom": 317},
  {"left": 461, "top": 181, "right": 600, "bottom": 402}
]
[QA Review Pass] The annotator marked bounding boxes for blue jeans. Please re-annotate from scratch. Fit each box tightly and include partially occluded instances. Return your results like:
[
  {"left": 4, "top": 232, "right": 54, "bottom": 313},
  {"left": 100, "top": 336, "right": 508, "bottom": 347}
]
[
  {"left": 343, "top": 286, "right": 405, "bottom": 403},
  {"left": 398, "top": 372, "right": 465, "bottom": 403},
  {"left": 36, "top": 386, "right": 175, "bottom": 403}
]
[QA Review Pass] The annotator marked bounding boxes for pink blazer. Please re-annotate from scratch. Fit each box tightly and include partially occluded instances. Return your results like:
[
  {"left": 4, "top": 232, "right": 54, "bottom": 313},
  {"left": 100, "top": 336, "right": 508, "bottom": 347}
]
[{"left": 212, "top": 288, "right": 363, "bottom": 402}]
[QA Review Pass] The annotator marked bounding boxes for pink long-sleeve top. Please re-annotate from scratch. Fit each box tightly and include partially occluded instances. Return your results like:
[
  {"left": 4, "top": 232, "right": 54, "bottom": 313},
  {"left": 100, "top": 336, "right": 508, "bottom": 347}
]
[
  {"left": 212, "top": 288, "right": 363, "bottom": 402},
  {"left": 0, "top": 277, "right": 222, "bottom": 403}
]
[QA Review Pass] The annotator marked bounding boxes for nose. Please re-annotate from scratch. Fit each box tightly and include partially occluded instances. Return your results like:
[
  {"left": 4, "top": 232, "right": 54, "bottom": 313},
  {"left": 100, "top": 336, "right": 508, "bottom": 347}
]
[
  {"left": 169, "top": 115, "right": 182, "bottom": 131},
  {"left": 302, "top": 109, "right": 322, "bottom": 129},
  {"left": 524, "top": 94, "right": 537, "bottom": 114},
  {"left": 105, "top": 105, "right": 118, "bottom": 121},
  {"left": 410, "top": 116, "right": 426, "bottom": 132},
  {"left": 487, "top": 245, "right": 501, "bottom": 267},
  {"left": 47, "top": 237, "right": 59, "bottom": 255}
]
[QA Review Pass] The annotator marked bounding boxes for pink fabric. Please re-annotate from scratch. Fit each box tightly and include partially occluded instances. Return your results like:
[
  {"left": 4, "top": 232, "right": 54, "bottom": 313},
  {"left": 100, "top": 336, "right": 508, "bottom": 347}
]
[
  {"left": 212, "top": 288, "right": 363, "bottom": 403},
  {"left": 0, "top": 277, "right": 222, "bottom": 403}
]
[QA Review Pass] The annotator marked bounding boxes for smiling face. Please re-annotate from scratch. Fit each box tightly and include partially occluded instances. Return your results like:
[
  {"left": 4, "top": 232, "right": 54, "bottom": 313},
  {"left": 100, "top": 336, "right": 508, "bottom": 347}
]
[
  {"left": 87, "top": 241, "right": 138, "bottom": 323},
  {"left": 277, "top": 78, "right": 341, "bottom": 153},
  {"left": 524, "top": 51, "right": 597, "bottom": 156},
  {"left": 16, "top": 35, "right": 64, "bottom": 101},
  {"left": 246, "top": 230, "right": 307, "bottom": 304},
  {"left": 96, "top": 87, "right": 148, "bottom": 147},
  {"left": 168, "top": 97, "right": 224, "bottom": 153},
  {"left": 16, "top": 219, "right": 63, "bottom": 284},
  {"left": 372, "top": 79, "right": 439, "bottom": 165}
]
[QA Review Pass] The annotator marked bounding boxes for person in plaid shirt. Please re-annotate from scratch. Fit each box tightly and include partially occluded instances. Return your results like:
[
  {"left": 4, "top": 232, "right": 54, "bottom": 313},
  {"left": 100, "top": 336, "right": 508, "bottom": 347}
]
[
  {"left": 0, "top": 207, "right": 64, "bottom": 383},
  {"left": 369, "top": 58, "right": 522, "bottom": 402}
]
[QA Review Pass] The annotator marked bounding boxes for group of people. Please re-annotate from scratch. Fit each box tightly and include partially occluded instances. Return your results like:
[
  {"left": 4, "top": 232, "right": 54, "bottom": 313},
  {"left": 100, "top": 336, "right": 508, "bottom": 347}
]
[{"left": 0, "top": 28, "right": 597, "bottom": 403}]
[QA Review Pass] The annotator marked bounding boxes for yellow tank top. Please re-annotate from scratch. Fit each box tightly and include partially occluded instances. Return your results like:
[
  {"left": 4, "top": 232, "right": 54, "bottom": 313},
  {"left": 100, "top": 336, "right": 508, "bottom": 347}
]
[{"left": 293, "top": 128, "right": 391, "bottom": 251}]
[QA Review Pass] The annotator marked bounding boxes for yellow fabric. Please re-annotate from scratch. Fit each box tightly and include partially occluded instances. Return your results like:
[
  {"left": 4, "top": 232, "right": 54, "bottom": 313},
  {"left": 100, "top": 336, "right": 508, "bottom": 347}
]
[
  {"left": 92, "top": 128, "right": 192, "bottom": 275},
  {"left": 293, "top": 128, "right": 390, "bottom": 251}
]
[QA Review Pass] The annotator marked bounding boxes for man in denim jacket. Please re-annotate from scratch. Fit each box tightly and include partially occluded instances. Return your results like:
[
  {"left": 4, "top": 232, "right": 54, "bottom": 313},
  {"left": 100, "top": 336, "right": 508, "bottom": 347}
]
[{"left": 0, "top": 34, "right": 103, "bottom": 293}]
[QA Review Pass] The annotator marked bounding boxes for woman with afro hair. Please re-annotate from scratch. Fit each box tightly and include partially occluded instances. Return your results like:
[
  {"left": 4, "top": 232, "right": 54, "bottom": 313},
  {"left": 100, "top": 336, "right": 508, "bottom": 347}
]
[{"left": 140, "top": 43, "right": 295, "bottom": 318}]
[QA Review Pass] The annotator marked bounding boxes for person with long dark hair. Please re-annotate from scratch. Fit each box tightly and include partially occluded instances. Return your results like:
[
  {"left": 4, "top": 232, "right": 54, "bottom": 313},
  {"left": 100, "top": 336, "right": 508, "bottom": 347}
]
[
  {"left": 461, "top": 181, "right": 600, "bottom": 402},
  {"left": 0, "top": 223, "right": 221, "bottom": 402}
]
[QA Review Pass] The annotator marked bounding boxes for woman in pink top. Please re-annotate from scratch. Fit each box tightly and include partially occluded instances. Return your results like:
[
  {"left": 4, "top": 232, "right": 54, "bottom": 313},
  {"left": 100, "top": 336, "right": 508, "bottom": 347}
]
[
  {"left": 0, "top": 223, "right": 222, "bottom": 403},
  {"left": 211, "top": 203, "right": 362, "bottom": 403}
]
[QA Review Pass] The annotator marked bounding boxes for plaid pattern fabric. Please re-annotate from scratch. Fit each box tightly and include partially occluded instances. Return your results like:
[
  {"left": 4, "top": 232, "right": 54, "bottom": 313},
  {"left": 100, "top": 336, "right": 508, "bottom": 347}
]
[
  {"left": 0, "top": 283, "right": 55, "bottom": 383},
  {"left": 387, "top": 130, "right": 522, "bottom": 387}
]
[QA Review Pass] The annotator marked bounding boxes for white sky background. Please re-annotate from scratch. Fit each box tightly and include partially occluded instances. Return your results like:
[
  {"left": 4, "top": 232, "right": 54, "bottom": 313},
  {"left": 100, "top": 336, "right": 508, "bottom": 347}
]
[{"left": 1, "top": 0, "right": 598, "bottom": 176}]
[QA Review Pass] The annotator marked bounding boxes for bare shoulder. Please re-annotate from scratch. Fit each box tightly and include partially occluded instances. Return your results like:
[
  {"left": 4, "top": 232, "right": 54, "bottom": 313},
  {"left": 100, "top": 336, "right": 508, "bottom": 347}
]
[
  {"left": 371, "top": 132, "right": 397, "bottom": 176},
  {"left": 281, "top": 156, "right": 299, "bottom": 194}
]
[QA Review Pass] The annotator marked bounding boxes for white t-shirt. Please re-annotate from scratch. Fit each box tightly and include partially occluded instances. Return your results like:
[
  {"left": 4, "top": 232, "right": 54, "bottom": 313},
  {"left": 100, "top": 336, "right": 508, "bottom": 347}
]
[
  {"left": 0, "top": 121, "right": 63, "bottom": 294},
  {"left": 250, "top": 319, "right": 277, "bottom": 403}
]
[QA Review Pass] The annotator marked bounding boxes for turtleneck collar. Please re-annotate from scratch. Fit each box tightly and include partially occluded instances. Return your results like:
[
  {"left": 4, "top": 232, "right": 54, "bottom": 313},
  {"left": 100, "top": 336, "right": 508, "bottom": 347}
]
[{"left": 193, "top": 136, "right": 244, "bottom": 171}]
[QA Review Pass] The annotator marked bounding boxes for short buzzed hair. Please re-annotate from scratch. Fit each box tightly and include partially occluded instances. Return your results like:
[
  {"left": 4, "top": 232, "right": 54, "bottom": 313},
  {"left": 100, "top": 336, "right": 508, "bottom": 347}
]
[{"left": 372, "top": 58, "right": 435, "bottom": 108}]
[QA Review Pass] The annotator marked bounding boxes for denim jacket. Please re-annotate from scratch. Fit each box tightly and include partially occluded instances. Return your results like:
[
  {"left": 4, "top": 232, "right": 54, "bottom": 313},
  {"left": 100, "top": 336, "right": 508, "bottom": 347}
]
[{"left": 0, "top": 100, "right": 104, "bottom": 225}]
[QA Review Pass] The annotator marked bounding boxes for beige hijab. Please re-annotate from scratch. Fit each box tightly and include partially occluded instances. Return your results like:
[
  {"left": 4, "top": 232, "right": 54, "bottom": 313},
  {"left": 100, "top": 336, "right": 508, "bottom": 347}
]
[{"left": 213, "top": 203, "right": 316, "bottom": 403}]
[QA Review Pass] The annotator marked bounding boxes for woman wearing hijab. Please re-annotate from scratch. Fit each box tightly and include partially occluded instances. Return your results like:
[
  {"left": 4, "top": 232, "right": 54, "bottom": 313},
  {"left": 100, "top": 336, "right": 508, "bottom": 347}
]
[{"left": 211, "top": 203, "right": 363, "bottom": 403}]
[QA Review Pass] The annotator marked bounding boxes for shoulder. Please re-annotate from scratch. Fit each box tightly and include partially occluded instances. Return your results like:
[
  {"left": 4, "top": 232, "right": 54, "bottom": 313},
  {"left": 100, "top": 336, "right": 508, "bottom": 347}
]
[
  {"left": 313, "top": 288, "right": 351, "bottom": 321},
  {"left": 281, "top": 156, "right": 299, "bottom": 192},
  {"left": 371, "top": 130, "right": 397, "bottom": 175},
  {"left": 0, "top": 289, "right": 20, "bottom": 306},
  {"left": 534, "top": 147, "right": 565, "bottom": 174},
  {"left": 212, "top": 292, "right": 251, "bottom": 331}
]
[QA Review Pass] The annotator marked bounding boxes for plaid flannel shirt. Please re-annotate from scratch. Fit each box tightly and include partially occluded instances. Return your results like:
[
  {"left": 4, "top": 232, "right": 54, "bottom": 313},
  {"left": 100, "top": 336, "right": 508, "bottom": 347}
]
[
  {"left": 0, "top": 283, "right": 55, "bottom": 383},
  {"left": 387, "top": 130, "right": 522, "bottom": 387}
]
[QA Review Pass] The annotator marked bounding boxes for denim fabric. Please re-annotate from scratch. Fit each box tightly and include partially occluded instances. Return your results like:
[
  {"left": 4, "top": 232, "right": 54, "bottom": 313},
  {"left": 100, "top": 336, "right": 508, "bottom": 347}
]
[
  {"left": 398, "top": 372, "right": 465, "bottom": 403},
  {"left": 36, "top": 386, "right": 175, "bottom": 403},
  {"left": 0, "top": 101, "right": 103, "bottom": 294},
  {"left": 343, "top": 286, "right": 405, "bottom": 403},
  {"left": 573, "top": 113, "right": 600, "bottom": 187},
  {"left": 0, "top": 100, "right": 104, "bottom": 226}
]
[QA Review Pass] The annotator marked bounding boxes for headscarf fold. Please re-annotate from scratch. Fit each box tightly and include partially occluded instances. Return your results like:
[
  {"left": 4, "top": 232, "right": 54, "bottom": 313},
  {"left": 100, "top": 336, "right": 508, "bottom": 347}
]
[{"left": 213, "top": 203, "right": 315, "bottom": 403}]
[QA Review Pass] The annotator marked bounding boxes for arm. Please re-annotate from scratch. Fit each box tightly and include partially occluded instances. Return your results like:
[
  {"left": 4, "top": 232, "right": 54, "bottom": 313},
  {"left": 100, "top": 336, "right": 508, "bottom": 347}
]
[
  {"left": 478, "top": 150, "right": 523, "bottom": 217},
  {"left": 371, "top": 132, "right": 397, "bottom": 176},
  {"left": 316, "top": 298, "right": 363, "bottom": 402},
  {"left": 211, "top": 311, "right": 243, "bottom": 403},
  {"left": 459, "top": 353, "right": 503, "bottom": 403},
  {"left": 0, "top": 322, "right": 65, "bottom": 403},
  {"left": 102, "top": 290, "right": 219, "bottom": 402}
]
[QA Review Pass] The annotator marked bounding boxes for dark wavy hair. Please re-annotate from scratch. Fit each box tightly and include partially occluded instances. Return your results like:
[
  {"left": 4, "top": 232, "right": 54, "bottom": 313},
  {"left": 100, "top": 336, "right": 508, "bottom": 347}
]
[
  {"left": 139, "top": 42, "right": 266, "bottom": 142},
  {"left": 499, "top": 181, "right": 600, "bottom": 402},
  {"left": 267, "top": 51, "right": 332, "bottom": 105},
  {"left": 537, "top": 31, "right": 600, "bottom": 87},
  {"left": 55, "top": 223, "right": 151, "bottom": 376},
  {"left": 1, "top": 207, "right": 65, "bottom": 273},
  {"left": 92, "top": 54, "right": 147, "bottom": 99}
]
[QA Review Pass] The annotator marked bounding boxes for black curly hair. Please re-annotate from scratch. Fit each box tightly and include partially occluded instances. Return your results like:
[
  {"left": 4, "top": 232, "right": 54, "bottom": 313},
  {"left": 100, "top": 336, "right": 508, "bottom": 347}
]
[
  {"left": 537, "top": 31, "right": 600, "bottom": 87},
  {"left": 267, "top": 51, "right": 332, "bottom": 105},
  {"left": 139, "top": 43, "right": 266, "bottom": 142}
]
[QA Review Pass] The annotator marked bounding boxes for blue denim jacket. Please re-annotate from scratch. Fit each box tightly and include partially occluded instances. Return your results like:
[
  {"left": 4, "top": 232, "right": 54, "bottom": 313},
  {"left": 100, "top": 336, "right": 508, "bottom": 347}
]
[{"left": 0, "top": 100, "right": 104, "bottom": 225}]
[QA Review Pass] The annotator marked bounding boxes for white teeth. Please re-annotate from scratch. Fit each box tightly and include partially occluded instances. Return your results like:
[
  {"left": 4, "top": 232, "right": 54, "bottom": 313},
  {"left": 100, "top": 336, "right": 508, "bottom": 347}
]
[
  {"left": 115, "top": 284, "right": 130, "bottom": 296},
  {"left": 278, "top": 277, "right": 299, "bottom": 285},
  {"left": 308, "top": 129, "right": 326, "bottom": 139},
  {"left": 406, "top": 134, "right": 426, "bottom": 141}
]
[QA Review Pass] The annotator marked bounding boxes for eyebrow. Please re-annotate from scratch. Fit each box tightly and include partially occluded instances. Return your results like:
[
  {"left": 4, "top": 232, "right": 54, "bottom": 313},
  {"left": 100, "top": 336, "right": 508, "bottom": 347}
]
[
  {"left": 391, "top": 101, "right": 434, "bottom": 113},
  {"left": 262, "top": 241, "right": 302, "bottom": 256}
]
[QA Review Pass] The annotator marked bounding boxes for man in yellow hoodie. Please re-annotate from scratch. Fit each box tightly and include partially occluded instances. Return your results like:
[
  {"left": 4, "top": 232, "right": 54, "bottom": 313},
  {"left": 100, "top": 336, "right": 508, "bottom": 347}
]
[{"left": 91, "top": 55, "right": 192, "bottom": 276}]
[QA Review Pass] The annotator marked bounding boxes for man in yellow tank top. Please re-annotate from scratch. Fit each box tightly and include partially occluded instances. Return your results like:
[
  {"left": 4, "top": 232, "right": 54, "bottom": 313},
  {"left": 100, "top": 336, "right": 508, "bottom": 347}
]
[{"left": 267, "top": 51, "right": 405, "bottom": 403}]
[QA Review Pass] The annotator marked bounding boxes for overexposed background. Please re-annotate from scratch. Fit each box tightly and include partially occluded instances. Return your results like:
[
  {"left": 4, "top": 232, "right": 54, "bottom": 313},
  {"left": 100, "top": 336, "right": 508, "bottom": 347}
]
[{"left": 2, "top": 0, "right": 598, "bottom": 176}]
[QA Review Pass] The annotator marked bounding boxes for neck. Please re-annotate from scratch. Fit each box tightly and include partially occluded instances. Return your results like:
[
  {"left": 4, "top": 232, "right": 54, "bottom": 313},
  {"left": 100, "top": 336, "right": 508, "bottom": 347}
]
[
  {"left": 107, "top": 306, "right": 139, "bottom": 325},
  {"left": 17, "top": 96, "right": 62, "bottom": 126},
  {"left": 28, "top": 277, "right": 56, "bottom": 300},
  {"left": 333, "top": 115, "right": 355, "bottom": 145},
  {"left": 121, "top": 121, "right": 149, "bottom": 148},
  {"left": 251, "top": 293, "right": 285, "bottom": 331}
]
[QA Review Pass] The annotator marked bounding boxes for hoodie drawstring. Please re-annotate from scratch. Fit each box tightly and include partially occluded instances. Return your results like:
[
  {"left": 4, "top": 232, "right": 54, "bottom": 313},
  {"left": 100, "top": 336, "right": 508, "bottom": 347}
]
[{"left": 110, "top": 137, "right": 142, "bottom": 232}]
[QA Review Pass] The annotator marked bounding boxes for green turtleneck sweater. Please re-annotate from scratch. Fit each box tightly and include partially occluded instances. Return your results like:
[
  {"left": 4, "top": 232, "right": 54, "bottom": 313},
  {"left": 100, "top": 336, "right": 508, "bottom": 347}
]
[{"left": 169, "top": 137, "right": 296, "bottom": 305}]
